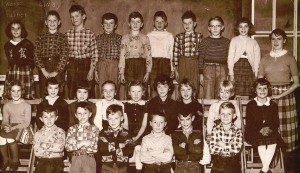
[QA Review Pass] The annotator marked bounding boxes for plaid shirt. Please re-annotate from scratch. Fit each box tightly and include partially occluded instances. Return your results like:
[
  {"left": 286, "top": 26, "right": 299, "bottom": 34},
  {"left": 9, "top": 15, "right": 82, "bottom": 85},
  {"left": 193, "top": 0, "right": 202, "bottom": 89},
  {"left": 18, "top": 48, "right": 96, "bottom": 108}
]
[
  {"left": 173, "top": 31, "right": 203, "bottom": 67},
  {"left": 34, "top": 31, "right": 69, "bottom": 73},
  {"left": 65, "top": 123, "right": 99, "bottom": 154},
  {"left": 96, "top": 33, "right": 122, "bottom": 60},
  {"left": 66, "top": 27, "right": 98, "bottom": 68},
  {"left": 210, "top": 123, "right": 243, "bottom": 157}
]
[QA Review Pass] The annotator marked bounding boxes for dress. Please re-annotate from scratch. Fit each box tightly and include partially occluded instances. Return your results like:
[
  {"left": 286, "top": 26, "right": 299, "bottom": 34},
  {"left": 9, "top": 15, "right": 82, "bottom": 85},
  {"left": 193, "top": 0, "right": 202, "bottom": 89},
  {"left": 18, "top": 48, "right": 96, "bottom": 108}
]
[{"left": 4, "top": 39, "right": 35, "bottom": 99}]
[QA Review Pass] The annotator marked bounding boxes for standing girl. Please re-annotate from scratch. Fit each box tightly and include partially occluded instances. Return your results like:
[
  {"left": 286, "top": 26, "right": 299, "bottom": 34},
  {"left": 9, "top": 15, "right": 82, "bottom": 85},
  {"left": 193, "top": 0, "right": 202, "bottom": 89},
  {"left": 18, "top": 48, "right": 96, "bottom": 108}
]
[
  {"left": 228, "top": 17, "right": 261, "bottom": 97},
  {"left": 124, "top": 81, "right": 148, "bottom": 173},
  {"left": 245, "top": 78, "right": 281, "bottom": 173},
  {"left": 4, "top": 20, "right": 35, "bottom": 100},
  {"left": 0, "top": 81, "right": 31, "bottom": 171}
]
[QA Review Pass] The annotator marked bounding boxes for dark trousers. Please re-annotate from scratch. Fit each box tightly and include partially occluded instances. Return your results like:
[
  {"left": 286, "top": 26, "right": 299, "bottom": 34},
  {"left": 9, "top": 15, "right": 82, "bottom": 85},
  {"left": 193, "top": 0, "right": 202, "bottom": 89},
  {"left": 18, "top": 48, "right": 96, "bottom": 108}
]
[
  {"left": 35, "top": 157, "right": 64, "bottom": 173},
  {"left": 144, "top": 163, "right": 171, "bottom": 173},
  {"left": 211, "top": 155, "right": 241, "bottom": 173}
]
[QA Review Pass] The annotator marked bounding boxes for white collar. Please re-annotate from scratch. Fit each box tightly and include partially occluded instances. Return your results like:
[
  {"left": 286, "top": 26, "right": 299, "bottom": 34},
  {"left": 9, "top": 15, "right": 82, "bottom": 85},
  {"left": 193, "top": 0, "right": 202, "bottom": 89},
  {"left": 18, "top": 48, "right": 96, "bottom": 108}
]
[
  {"left": 254, "top": 97, "right": 271, "bottom": 106},
  {"left": 270, "top": 49, "right": 287, "bottom": 58}
]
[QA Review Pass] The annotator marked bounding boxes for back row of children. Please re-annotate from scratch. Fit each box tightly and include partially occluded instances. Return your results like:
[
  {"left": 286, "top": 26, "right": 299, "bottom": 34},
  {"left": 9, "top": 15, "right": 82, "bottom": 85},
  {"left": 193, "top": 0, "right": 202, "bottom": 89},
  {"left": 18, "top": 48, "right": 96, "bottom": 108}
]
[{"left": 3, "top": 4, "right": 261, "bottom": 101}]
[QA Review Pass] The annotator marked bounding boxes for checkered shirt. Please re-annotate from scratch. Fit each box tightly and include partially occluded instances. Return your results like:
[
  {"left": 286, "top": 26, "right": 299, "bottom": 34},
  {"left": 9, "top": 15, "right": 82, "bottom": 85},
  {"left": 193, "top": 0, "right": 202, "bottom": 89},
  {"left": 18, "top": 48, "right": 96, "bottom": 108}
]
[{"left": 96, "top": 33, "right": 122, "bottom": 60}]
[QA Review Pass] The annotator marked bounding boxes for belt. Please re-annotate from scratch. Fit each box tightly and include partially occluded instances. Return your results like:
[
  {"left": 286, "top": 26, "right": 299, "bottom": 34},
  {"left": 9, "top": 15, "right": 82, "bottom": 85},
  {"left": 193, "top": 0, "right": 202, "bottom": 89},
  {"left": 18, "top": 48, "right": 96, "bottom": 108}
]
[
  {"left": 72, "top": 152, "right": 94, "bottom": 157},
  {"left": 271, "top": 87, "right": 288, "bottom": 91},
  {"left": 206, "top": 62, "right": 222, "bottom": 66}
]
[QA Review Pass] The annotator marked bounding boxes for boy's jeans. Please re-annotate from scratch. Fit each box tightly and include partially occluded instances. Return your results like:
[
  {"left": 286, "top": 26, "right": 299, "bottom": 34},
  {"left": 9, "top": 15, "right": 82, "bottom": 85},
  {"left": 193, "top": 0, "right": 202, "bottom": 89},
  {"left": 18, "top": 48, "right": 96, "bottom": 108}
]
[{"left": 175, "top": 161, "right": 201, "bottom": 173}]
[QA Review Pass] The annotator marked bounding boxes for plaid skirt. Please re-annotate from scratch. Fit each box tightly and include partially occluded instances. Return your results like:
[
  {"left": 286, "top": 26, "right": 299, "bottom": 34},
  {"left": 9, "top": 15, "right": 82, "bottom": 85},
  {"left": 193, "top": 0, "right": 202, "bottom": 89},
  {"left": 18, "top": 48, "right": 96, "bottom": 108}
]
[
  {"left": 272, "top": 84, "right": 299, "bottom": 152},
  {"left": 4, "top": 65, "right": 35, "bottom": 99},
  {"left": 233, "top": 58, "right": 254, "bottom": 96}
]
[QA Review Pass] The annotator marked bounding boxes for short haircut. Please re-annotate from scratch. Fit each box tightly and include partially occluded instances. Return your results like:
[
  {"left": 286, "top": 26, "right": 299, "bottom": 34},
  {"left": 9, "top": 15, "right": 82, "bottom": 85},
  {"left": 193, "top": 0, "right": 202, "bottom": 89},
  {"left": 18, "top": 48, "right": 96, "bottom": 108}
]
[
  {"left": 77, "top": 80, "right": 91, "bottom": 91},
  {"left": 47, "top": 10, "right": 61, "bottom": 21},
  {"left": 181, "top": 10, "right": 196, "bottom": 22},
  {"left": 219, "top": 101, "right": 236, "bottom": 114},
  {"left": 128, "top": 80, "right": 146, "bottom": 100},
  {"left": 208, "top": 16, "right": 224, "bottom": 26},
  {"left": 4, "top": 80, "right": 25, "bottom": 100},
  {"left": 153, "top": 11, "right": 167, "bottom": 22},
  {"left": 75, "top": 102, "right": 92, "bottom": 113},
  {"left": 269, "top": 28, "right": 287, "bottom": 41},
  {"left": 218, "top": 80, "right": 235, "bottom": 97},
  {"left": 252, "top": 78, "right": 272, "bottom": 97},
  {"left": 149, "top": 111, "right": 167, "bottom": 122},
  {"left": 102, "top": 12, "right": 118, "bottom": 24},
  {"left": 69, "top": 4, "right": 86, "bottom": 15},
  {"left": 178, "top": 109, "right": 194, "bottom": 118},
  {"left": 41, "top": 105, "right": 58, "bottom": 116},
  {"left": 234, "top": 17, "right": 255, "bottom": 36},
  {"left": 178, "top": 78, "right": 196, "bottom": 101},
  {"left": 44, "top": 77, "right": 61, "bottom": 96},
  {"left": 128, "top": 11, "right": 143, "bottom": 23},
  {"left": 106, "top": 104, "right": 123, "bottom": 117},
  {"left": 101, "top": 80, "right": 116, "bottom": 90},
  {"left": 153, "top": 74, "right": 174, "bottom": 94},
  {"left": 5, "top": 20, "right": 28, "bottom": 39}
]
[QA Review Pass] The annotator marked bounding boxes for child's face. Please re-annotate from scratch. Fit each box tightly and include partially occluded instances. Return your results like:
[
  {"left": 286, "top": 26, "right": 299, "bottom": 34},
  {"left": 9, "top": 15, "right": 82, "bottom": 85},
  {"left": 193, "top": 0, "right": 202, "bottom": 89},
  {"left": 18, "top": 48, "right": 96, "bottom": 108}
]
[
  {"left": 76, "top": 89, "right": 89, "bottom": 102},
  {"left": 75, "top": 107, "right": 92, "bottom": 125},
  {"left": 150, "top": 115, "right": 166, "bottom": 134},
  {"left": 178, "top": 114, "right": 194, "bottom": 131},
  {"left": 220, "top": 108, "right": 235, "bottom": 125},
  {"left": 208, "top": 20, "right": 224, "bottom": 37},
  {"left": 129, "top": 85, "right": 143, "bottom": 102},
  {"left": 102, "top": 83, "right": 116, "bottom": 101},
  {"left": 238, "top": 22, "right": 249, "bottom": 36},
  {"left": 70, "top": 11, "right": 86, "bottom": 27},
  {"left": 47, "top": 84, "right": 59, "bottom": 98},
  {"left": 11, "top": 85, "right": 22, "bottom": 101},
  {"left": 219, "top": 88, "right": 231, "bottom": 101},
  {"left": 11, "top": 23, "right": 22, "bottom": 39},
  {"left": 157, "top": 83, "right": 169, "bottom": 98},
  {"left": 182, "top": 18, "right": 196, "bottom": 33},
  {"left": 45, "top": 15, "right": 60, "bottom": 33},
  {"left": 107, "top": 111, "right": 123, "bottom": 131},
  {"left": 154, "top": 16, "right": 166, "bottom": 31},
  {"left": 40, "top": 111, "right": 58, "bottom": 128},
  {"left": 129, "top": 18, "right": 143, "bottom": 31},
  {"left": 256, "top": 84, "right": 268, "bottom": 99},
  {"left": 102, "top": 19, "right": 117, "bottom": 34},
  {"left": 180, "top": 84, "right": 193, "bottom": 101}
]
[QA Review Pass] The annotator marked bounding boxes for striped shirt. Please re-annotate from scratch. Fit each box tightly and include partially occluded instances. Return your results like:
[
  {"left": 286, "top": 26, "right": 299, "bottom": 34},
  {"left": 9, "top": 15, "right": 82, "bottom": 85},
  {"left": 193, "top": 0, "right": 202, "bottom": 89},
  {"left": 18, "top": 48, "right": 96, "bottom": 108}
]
[
  {"left": 66, "top": 27, "right": 98, "bottom": 68},
  {"left": 173, "top": 31, "right": 203, "bottom": 67},
  {"left": 199, "top": 36, "right": 230, "bottom": 73},
  {"left": 34, "top": 31, "right": 69, "bottom": 73},
  {"left": 96, "top": 33, "right": 122, "bottom": 60}
]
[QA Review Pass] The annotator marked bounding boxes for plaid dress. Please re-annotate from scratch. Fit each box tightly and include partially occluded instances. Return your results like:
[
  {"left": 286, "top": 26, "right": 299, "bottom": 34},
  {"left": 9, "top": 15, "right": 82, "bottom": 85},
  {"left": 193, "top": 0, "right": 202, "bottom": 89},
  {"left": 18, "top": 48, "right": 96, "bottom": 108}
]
[{"left": 4, "top": 39, "right": 35, "bottom": 99}]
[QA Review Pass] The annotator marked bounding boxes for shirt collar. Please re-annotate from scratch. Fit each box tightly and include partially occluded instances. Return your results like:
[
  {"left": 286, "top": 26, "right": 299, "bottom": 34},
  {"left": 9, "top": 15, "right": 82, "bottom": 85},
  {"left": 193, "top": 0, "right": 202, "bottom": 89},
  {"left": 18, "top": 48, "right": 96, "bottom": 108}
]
[
  {"left": 183, "top": 126, "right": 193, "bottom": 137},
  {"left": 185, "top": 31, "right": 195, "bottom": 35},
  {"left": 270, "top": 49, "right": 287, "bottom": 58},
  {"left": 254, "top": 97, "right": 271, "bottom": 106}
]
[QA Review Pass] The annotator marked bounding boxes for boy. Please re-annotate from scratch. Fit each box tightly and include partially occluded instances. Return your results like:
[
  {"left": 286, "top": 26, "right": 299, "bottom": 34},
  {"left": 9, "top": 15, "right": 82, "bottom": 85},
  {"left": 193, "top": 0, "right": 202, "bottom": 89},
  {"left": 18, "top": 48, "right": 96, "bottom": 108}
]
[
  {"left": 172, "top": 110, "right": 204, "bottom": 173},
  {"left": 147, "top": 74, "right": 179, "bottom": 135},
  {"left": 65, "top": 102, "right": 99, "bottom": 173},
  {"left": 119, "top": 11, "right": 152, "bottom": 98},
  {"left": 173, "top": 10, "right": 203, "bottom": 98},
  {"left": 68, "top": 80, "right": 97, "bottom": 127},
  {"left": 140, "top": 111, "right": 174, "bottom": 173},
  {"left": 147, "top": 11, "right": 174, "bottom": 98},
  {"left": 66, "top": 5, "right": 98, "bottom": 99},
  {"left": 98, "top": 104, "right": 134, "bottom": 173},
  {"left": 95, "top": 13, "right": 122, "bottom": 98},
  {"left": 33, "top": 105, "right": 66, "bottom": 173},
  {"left": 209, "top": 102, "right": 243, "bottom": 173},
  {"left": 34, "top": 10, "right": 68, "bottom": 98}
]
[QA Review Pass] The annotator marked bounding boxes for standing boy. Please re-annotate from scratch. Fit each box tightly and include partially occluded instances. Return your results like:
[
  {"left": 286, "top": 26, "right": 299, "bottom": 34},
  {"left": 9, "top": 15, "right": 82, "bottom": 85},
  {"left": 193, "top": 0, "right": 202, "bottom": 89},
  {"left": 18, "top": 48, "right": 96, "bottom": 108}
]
[
  {"left": 33, "top": 105, "right": 66, "bottom": 173},
  {"left": 140, "top": 112, "right": 174, "bottom": 173},
  {"left": 65, "top": 102, "right": 99, "bottom": 173},
  {"left": 173, "top": 10, "right": 203, "bottom": 98},
  {"left": 209, "top": 102, "right": 243, "bottom": 173},
  {"left": 66, "top": 5, "right": 98, "bottom": 99},
  {"left": 95, "top": 13, "right": 122, "bottom": 98},
  {"left": 147, "top": 11, "right": 174, "bottom": 98},
  {"left": 172, "top": 111, "right": 204, "bottom": 173},
  {"left": 98, "top": 104, "right": 134, "bottom": 173}
]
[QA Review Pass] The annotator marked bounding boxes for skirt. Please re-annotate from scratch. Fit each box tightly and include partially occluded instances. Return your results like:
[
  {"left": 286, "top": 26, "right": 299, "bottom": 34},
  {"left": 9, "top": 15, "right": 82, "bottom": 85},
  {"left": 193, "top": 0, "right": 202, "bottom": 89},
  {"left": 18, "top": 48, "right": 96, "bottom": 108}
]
[
  {"left": 233, "top": 58, "right": 254, "bottom": 96},
  {"left": 271, "top": 84, "right": 298, "bottom": 152}
]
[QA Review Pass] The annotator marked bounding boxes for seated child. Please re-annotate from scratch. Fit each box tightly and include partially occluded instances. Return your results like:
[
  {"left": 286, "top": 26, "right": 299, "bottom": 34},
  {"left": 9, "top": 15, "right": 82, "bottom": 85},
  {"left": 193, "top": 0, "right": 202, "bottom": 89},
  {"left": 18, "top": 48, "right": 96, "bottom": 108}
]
[
  {"left": 172, "top": 110, "right": 204, "bottom": 173},
  {"left": 65, "top": 102, "right": 99, "bottom": 173},
  {"left": 33, "top": 105, "right": 66, "bottom": 173},
  {"left": 98, "top": 104, "right": 134, "bottom": 173},
  {"left": 140, "top": 112, "right": 174, "bottom": 173},
  {"left": 209, "top": 102, "right": 243, "bottom": 173}
]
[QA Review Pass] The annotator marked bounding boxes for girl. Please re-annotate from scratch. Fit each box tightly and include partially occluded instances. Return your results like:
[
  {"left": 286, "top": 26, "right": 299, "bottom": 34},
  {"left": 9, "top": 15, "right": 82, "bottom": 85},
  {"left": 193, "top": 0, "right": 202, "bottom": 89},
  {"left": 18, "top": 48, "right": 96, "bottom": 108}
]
[
  {"left": 4, "top": 20, "right": 35, "bottom": 100},
  {"left": 177, "top": 78, "right": 203, "bottom": 130},
  {"left": 228, "top": 17, "right": 261, "bottom": 97},
  {"left": 0, "top": 81, "right": 31, "bottom": 171},
  {"left": 245, "top": 78, "right": 281, "bottom": 173},
  {"left": 124, "top": 81, "right": 148, "bottom": 173},
  {"left": 94, "top": 80, "right": 128, "bottom": 131},
  {"left": 36, "top": 77, "right": 69, "bottom": 132}
]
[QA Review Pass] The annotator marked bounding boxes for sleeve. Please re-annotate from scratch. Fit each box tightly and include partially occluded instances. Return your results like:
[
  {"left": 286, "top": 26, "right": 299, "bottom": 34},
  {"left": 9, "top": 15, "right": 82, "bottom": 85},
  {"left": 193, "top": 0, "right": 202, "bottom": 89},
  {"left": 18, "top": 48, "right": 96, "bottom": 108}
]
[
  {"left": 56, "top": 34, "right": 69, "bottom": 73},
  {"left": 140, "top": 137, "right": 156, "bottom": 164},
  {"left": 171, "top": 133, "right": 186, "bottom": 156},
  {"left": 118, "top": 132, "right": 134, "bottom": 157},
  {"left": 118, "top": 35, "right": 127, "bottom": 74},
  {"left": 253, "top": 40, "right": 261, "bottom": 75},
  {"left": 227, "top": 38, "right": 236, "bottom": 75},
  {"left": 224, "top": 129, "right": 243, "bottom": 154},
  {"left": 206, "top": 103, "right": 219, "bottom": 135},
  {"left": 1, "top": 104, "right": 10, "bottom": 127},
  {"left": 288, "top": 55, "right": 299, "bottom": 76},
  {"left": 89, "top": 33, "right": 99, "bottom": 69},
  {"left": 153, "top": 136, "right": 174, "bottom": 163},
  {"left": 48, "top": 129, "right": 66, "bottom": 153},
  {"left": 172, "top": 35, "right": 180, "bottom": 67},
  {"left": 198, "top": 39, "right": 206, "bottom": 74},
  {"left": 34, "top": 35, "right": 45, "bottom": 69},
  {"left": 258, "top": 56, "right": 266, "bottom": 77},
  {"left": 233, "top": 102, "right": 242, "bottom": 129},
  {"left": 98, "top": 131, "right": 116, "bottom": 156},
  {"left": 188, "top": 133, "right": 203, "bottom": 154},
  {"left": 26, "top": 39, "right": 35, "bottom": 68},
  {"left": 145, "top": 36, "right": 152, "bottom": 73},
  {"left": 14, "top": 103, "right": 31, "bottom": 129},
  {"left": 65, "top": 126, "right": 79, "bottom": 152},
  {"left": 85, "top": 126, "right": 100, "bottom": 153},
  {"left": 209, "top": 127, "right": 222, "bottom": 155},
  {"left": 168, "top": 34, "right": 175, "bottom": 71},
  {"left": 33, "top": 132, "right": 46, "bottom": 157}
]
